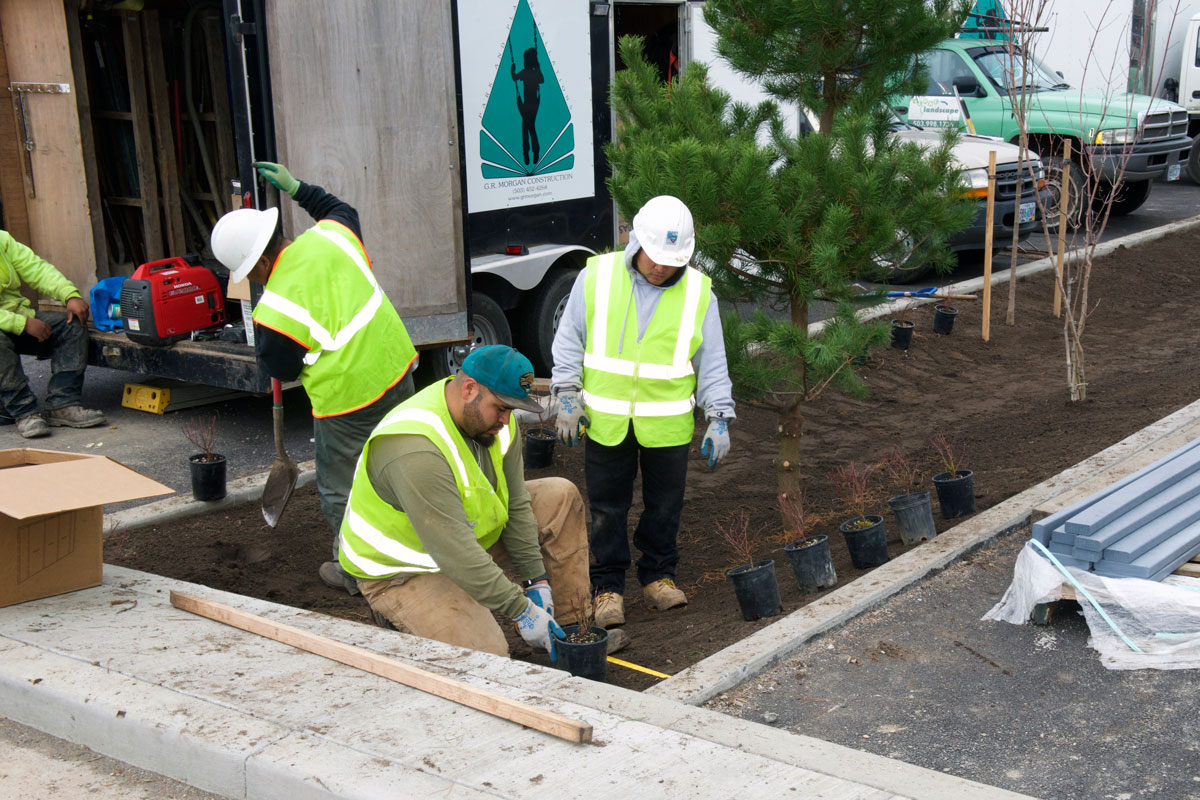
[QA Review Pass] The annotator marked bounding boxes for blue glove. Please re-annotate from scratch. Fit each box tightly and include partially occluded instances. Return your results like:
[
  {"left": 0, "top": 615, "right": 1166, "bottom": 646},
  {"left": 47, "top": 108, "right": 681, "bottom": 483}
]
[
  {"left": 513, "top": 598, "right": 564, "bottom": 661},
  {"left": 700, "top": 418, "right": 730, "bottom": 467},
  {"left": 253, "top": 161, "right": 300, "bottom": 196},
  {"left": 555, "top": 390, "right": 589, "bottom": 447},
  {"left": 524, "top": 581, "right": 554, "bottom": 618}
]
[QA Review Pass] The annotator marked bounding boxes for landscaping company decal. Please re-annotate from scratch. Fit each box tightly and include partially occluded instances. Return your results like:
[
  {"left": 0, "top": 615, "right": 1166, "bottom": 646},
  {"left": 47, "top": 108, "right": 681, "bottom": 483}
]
[
  {"left": 907, "top": 96, "right": 966, "bottom": 129},
  {"left": 458, "top": 0, "right": 594, "bottom": 213}
]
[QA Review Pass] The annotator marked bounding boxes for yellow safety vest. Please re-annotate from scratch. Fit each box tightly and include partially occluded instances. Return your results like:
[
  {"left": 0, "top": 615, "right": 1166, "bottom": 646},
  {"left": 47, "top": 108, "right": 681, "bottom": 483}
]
[
  {"left": 337, "top": 378, "right": 515, "bottom": 579},
  {"left": 581, "top": 251, "right": 711, "bottom": 447},
  {"left": 252, "top": 220, "right": 416, "bottom": 417}
]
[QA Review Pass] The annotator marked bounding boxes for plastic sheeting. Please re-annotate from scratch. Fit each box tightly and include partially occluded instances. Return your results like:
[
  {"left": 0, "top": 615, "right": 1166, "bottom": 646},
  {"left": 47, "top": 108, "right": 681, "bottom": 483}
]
[{"left": 984, "top": 541, "right": 1200, "bottom": 670}]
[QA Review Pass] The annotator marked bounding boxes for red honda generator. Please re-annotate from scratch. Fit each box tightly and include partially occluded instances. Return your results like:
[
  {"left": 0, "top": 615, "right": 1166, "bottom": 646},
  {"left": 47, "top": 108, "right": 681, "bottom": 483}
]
[{"left": 120, "top": 257, "right": 226, "bottom": 346}]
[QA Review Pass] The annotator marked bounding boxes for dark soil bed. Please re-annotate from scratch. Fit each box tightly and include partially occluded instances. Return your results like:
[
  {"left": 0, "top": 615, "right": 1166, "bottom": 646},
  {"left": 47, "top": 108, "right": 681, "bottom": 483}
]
[{"left": 106, "top": 229, "right": 1200, "bottom": 691}]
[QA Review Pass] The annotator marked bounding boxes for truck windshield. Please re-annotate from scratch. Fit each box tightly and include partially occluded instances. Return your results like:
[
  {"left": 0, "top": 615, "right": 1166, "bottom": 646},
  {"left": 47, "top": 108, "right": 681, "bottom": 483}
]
[{"left": 970, "top": 47, "right": 1068, "bottom": 94}]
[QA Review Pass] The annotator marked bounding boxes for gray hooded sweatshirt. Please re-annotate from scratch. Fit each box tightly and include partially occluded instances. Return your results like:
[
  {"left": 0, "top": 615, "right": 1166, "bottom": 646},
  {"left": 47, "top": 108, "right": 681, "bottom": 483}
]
[{"left": 549, "top": 231, "right": 736, "bottom": 424}]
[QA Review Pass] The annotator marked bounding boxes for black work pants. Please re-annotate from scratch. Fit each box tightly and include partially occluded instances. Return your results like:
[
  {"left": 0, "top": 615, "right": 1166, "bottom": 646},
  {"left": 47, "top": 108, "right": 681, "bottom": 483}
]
[
  {"left": 585, "top": 423, "right": 689, "bottom": 594},
  {"left": 0, "top": 310, "right": 89, "bottom": 420}
]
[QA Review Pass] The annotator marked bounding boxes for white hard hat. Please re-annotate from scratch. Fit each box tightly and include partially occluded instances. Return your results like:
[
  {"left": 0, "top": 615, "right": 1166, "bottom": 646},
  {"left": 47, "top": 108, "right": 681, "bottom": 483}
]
[
  {"left": 632, "top": 195, "right": 695, "bottom": 268},
  {"left": 210, "top": 207, "right": 279, "bottom": 283}
]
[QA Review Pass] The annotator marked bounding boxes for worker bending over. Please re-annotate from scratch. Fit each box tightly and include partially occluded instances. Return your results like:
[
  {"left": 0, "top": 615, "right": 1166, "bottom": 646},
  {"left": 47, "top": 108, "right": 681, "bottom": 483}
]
[
  {"left": 210, "top": 162, "right": 417, "bottom": 595},
  {"left": 550, "top": 195, "right": 735, "bottom": 630},
  {"left": 0, "top": 230, "right": 106, "bottom": 438},
  {"left": 337, "top": 345, "right": 605, "bottom": 660}
]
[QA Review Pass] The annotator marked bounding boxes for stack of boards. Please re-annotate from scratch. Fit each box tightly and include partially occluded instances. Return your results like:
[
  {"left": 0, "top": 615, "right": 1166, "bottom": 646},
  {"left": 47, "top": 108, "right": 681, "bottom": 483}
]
[{"left": 1034, "top": 438, "right": 1200, "bottom": 580}]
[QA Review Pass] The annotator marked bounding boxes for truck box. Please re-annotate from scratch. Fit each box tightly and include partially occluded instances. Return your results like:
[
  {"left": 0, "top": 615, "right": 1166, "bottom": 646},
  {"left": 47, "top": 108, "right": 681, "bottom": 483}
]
[{"left": 0, "top": 449, "right": 171, "bottom": 608}]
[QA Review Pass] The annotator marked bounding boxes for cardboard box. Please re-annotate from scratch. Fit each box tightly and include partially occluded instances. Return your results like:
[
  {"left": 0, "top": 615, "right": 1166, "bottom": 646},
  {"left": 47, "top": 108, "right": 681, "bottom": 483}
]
[{"left": 0, "top": 449, "right": 172, "bottom": 608}]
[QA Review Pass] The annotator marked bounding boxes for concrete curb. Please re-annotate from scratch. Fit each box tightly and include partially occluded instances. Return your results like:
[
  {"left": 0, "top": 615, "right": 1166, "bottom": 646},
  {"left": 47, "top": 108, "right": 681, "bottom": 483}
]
[
  {"left": 105, "top": 460, "right": 317, "bottom": 535},
  {"left": 647, "top": 399, "right": 1200, "bottom": 706}
]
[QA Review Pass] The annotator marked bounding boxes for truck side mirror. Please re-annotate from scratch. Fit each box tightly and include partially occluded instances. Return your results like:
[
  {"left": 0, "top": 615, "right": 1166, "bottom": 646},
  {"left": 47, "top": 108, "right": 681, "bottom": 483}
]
[
  {"left": 952, "top": 76, "right": 983, "bottom": 97},
  {"left": 1056, "top": 70, "right": 1064, "bottom": 79}
]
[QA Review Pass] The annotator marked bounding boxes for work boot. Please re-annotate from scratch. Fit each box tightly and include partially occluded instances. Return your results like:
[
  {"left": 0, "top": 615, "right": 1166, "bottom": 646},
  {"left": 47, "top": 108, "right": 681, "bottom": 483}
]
[
  {"left": 643, "top": 578, "right": 687, "bottom": 611},
  {"left": 45, "top": 405, "right": 106, "bottom": 428},
  {"left": 16, "top": 414, "right": 49, "bottom": 439},
  {"left": 594, "top": 591, "right": 625, "bottom": 628},
  {"left": 319, "top": 561, "right": 361, "bottom": 596},
  {"left": 605, "top": 627, "right": 629, "bottom": 656}
]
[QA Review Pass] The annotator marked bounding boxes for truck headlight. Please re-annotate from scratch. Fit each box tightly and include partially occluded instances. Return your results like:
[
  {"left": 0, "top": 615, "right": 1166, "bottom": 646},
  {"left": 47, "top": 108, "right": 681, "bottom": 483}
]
[
  {"left": 961, "top": 167, "right": 990, "bottom": 198},
  {"left": 1095, "top": 127, "right": 1137, "bottom": 145}
]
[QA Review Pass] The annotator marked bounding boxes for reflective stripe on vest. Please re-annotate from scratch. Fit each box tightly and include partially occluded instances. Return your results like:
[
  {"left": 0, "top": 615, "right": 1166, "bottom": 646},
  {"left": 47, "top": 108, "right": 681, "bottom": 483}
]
[
  {"left": 338, "top": 379, "right": 514, "bottom": 579},
  {"left": 580, "top": 251, "right": 710, "bottom": 447}
]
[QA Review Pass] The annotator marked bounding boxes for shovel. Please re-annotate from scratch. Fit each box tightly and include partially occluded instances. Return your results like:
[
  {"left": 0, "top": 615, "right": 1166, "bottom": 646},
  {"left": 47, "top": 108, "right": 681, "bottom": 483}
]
[{"left": 262, "top": 378, "right": 299, "bottom": 527}]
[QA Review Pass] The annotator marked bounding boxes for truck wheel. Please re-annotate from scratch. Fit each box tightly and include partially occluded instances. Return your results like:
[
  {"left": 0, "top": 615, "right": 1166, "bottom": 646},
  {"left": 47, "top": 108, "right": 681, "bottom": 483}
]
[
  {"left": 523, "top": 267, "right": 579, "bottom": 376},
  {"left": 1101, "top": 179, "right": 1152, "bottom": 217},
  {"left": 416, "top": 292, "right": 512, "bottom": 383},
  {"left": 1043, "top": 158, "right": 1083, "bottom": 231},
  {"left": 1187, "top": 137, "right": 1200, "bottom": 185}
]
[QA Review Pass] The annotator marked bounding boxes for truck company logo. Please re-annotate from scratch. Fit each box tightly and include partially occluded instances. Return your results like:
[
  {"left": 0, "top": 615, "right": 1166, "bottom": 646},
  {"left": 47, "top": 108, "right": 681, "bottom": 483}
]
[{"left": 479, "top": 0, "right": 574, "bottom": 179}]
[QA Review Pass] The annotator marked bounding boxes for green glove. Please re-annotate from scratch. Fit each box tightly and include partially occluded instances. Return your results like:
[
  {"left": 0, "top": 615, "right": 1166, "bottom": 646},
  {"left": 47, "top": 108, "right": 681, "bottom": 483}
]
[{"left": 253, "top": 161, "right": 299, "bottom": 196}]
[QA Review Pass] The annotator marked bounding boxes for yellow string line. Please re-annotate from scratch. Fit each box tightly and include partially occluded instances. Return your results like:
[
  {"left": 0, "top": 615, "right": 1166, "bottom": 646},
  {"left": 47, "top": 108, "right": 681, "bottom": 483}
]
[{"left": 606, "top": 655, "right": 670, "bottom": 678}]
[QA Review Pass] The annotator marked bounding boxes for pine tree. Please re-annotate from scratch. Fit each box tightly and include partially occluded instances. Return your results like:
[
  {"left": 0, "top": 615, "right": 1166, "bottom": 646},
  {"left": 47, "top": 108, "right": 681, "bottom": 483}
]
[{"left": 605, "top": 0, "right": 973, "bottom": 501}]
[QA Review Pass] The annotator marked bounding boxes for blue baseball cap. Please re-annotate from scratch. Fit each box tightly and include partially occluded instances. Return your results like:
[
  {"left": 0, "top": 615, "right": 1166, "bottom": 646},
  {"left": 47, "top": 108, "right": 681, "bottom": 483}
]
[{"left": 461, "top": 345, "right": 543, "bottom": 412}]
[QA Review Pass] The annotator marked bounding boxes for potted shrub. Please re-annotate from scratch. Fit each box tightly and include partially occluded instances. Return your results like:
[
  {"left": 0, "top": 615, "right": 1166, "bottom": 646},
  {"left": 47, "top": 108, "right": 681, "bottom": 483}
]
[
  {"left": 557, "top": 589, "right": 608, "bottom": 682},
  {"left": 717, "top": 509, "right": 782, "bottom": 621},
  {"left": 932, "top": 303, "right": 959, "bottom": 335},
  {"left": 878, "top": 446, "right": 937, "bottom": 545},
  {"left": 523, "top": 401, "right": 556, "bottom": 469},
  {"left": 779, "top": 491, "right": 836, "bottom": 594},
  {"left": 931, "top": 431, "right": 975, "bottom": 519},
  {"left": 832, "top": 461, "right": 889, "bottom": 569},
  {"left": 184, "top": 414, "right": 225, "bottom": 501}
]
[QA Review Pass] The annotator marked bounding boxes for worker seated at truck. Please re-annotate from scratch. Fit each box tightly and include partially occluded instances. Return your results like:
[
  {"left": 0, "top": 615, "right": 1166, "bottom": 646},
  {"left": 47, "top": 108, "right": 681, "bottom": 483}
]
[
  {"left": 336, "top": 345, "right": 625, "bottom": 659},
  {"left": 209, "top": 162, "right": 417, "bottom": 596},
  {"left": 1, "top": 230, "right": 107, "bottom": 439}
]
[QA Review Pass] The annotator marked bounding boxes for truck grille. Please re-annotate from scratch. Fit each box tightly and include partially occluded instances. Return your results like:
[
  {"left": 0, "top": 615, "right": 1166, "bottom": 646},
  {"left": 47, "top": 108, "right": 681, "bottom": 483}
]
[
  {"left": 993, "top": 166, "right": 1041, "bottom": 202},
  {"left": 1141, "top": 108, "right": 1189, "bottom": 142}
]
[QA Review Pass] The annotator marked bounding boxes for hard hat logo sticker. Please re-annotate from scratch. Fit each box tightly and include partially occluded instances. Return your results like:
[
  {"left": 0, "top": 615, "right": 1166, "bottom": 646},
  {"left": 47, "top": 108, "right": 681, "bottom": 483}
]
[
  {"left": 666, "top": 231, "right": 679, "bottom": 244},
  {"left": 480, "top": 0, "right": 574, "bottom": 179}
]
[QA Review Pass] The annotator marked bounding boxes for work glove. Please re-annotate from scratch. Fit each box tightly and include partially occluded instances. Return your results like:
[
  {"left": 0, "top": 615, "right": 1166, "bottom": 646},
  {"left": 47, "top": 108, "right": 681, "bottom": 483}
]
[
  {"left": 700, "top": 418, "right": 730, "bottom": 467},
  {"left": 254, "top": 161, "right": 300, "bottom": 196},
  {"left": 524, "top": 580, "right": 554, "bottom": 618},
  {"left": 555, "top": 390, "right": 589, "bottom": 447},
  {"left": 513, "top": 597, "right": 564, "bottom": 662}
]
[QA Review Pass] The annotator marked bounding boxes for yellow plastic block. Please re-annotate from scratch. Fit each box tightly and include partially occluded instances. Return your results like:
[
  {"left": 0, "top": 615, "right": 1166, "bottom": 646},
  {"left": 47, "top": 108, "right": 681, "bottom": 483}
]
[{"left": 122, "top": 383, "right": 171, "bottom": 414}]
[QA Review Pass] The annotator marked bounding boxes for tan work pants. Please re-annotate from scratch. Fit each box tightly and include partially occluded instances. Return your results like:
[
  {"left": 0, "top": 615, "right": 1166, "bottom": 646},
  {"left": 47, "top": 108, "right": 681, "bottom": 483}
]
[{"left": 357, "top": 477, "right": 590, "bottom": 657}]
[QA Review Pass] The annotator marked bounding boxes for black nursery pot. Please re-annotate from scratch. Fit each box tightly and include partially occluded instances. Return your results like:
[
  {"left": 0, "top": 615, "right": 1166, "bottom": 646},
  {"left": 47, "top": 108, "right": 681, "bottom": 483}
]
[
  {"left": 784, "top": 535, "right": 837, "bottom": 593},
  {"left": 189, "top": 453, "right": 226, "bottom": 501},
  {"left": 890, "top": 319, "right": 915, "bottom": 350},
  {"left": 932, "top": 304, "right": 959, "bottom": 335},
  {"left": 726, "top": 559, "right": 783, "bottom": 621},
  {"left": 558, "top": 624, "right": 608, "bottom": 682},
  {"left": 839, "top": 514, "right": 890, "bottom": 569},
  {"left": 524, "top": 428, "right": 556, "bottom": 469},
  {"left": 932, "top": 470, "right": 976, "bottom": 519},
  {"left": 886, "top": 491, "right": 938, "bottom": 545}
]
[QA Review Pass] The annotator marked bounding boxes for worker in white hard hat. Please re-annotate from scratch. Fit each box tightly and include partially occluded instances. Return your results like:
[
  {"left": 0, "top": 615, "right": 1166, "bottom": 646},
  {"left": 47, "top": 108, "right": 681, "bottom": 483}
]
[
  {"left": 210, "top": 162, "right": 417, "bottom": 596},
  {"left": 549, "top": 195, "right": 735, "bottom": 630}
]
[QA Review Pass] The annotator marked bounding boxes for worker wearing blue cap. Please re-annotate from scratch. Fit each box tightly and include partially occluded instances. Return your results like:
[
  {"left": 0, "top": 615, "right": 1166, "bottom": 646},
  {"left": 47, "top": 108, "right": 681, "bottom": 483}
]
[{"left": 335, "top": 345, "right": 605, "bottom": 661}]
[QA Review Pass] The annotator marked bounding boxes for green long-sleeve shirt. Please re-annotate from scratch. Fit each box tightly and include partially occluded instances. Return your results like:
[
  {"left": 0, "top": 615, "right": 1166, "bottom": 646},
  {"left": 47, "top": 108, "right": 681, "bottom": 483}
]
[
  {"left": 366, "top": 426, "right": 543, "bottom": 619},
  {"left": 0, "top": 231, "right": 83, "bottom": 335}
]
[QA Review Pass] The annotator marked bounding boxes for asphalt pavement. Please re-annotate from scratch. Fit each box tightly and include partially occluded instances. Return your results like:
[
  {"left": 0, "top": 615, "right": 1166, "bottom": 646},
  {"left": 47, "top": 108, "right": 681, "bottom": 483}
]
[{"left": 4, "top": 175, "right": 1200, "bottom": 514}]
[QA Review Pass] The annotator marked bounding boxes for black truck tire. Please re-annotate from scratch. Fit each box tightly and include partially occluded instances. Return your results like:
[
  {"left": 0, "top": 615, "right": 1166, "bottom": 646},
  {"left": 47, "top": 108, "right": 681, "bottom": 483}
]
[
  {"left": 1187, "top": 136, "right": 1200, "bottom": 185},
  {"left": 522, "top": 267, "right": 579, "bottom": 376},
  {"left": 414, "top": 291, "right": 512, "bottom": 385},
  {"left": 1043, "top": 157, "right": 1084, "bottom": 231}
]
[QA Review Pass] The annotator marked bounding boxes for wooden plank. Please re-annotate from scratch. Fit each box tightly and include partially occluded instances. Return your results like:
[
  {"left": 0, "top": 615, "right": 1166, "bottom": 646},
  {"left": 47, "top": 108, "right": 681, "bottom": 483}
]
[
  {"left": 0, "top": 0, "right": 96, "bottom": 291},
  {"left": 169, "top": 591, "right": 592, "bottom": 744},
  {"left": 200, "top": 10, "right": 235, "bottom": 215},
  {"left": 141, "top": 9, "right": 185, "bottom": 256},
  {"left": 0, "top": 15, "right": 30, "bottom": 242},
  {"left": 63, "top": 0, "right": 109, "bottom": 278},
  {"left": 121, "top": 12, "right": 162, "bottom": 262}
]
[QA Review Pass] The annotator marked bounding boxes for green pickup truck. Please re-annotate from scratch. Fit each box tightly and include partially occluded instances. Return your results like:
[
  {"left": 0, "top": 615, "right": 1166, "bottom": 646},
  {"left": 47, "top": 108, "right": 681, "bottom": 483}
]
[{"left": 893, "top": 38, "right": 1192, "bottom": 219}]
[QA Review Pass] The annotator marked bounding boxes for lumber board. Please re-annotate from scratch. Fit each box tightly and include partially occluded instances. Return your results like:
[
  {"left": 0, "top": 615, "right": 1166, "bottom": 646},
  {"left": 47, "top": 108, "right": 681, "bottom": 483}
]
[
  {"left": 169, "top": 591, "right": 592, "bottom": 744},
  {"left": 122, "top": 12, "right": 162, "bottom": 262},
  {"left": 141, "top": 9, "right": 185, "bottom": 256}
]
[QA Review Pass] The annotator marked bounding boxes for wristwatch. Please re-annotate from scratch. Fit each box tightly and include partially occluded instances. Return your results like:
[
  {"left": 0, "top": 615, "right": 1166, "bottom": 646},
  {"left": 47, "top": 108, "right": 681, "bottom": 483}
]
[{"left": 521, "top": 573, "right": 549, "bottom": 588}]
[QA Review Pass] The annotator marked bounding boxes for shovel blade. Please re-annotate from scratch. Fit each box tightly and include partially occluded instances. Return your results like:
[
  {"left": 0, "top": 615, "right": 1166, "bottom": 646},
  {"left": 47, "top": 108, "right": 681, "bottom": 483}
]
[{"left": 262, "top": 457, "right": 299, "bottom": 528}]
